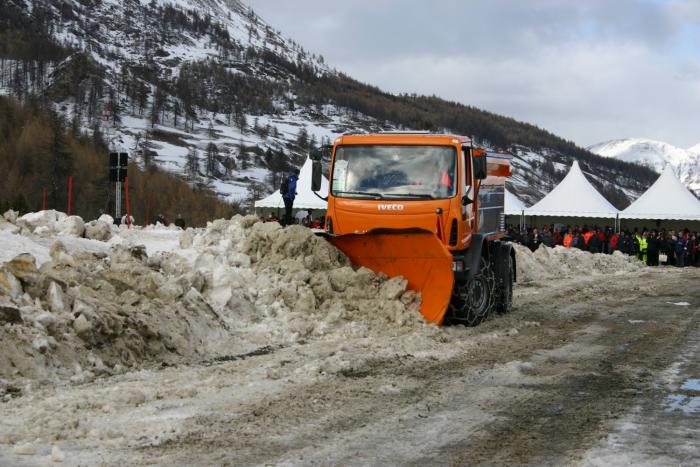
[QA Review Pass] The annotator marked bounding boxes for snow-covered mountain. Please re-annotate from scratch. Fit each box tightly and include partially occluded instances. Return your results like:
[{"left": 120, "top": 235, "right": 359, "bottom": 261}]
[
  {"left": 0, "top": 0, "right": 660, "bottom": 210},
  {"left": 588, "top": 138, "right": 700, "bottom": 196},
  {"left": 1, "top": 0, "right": 401, "bottom": 205}
]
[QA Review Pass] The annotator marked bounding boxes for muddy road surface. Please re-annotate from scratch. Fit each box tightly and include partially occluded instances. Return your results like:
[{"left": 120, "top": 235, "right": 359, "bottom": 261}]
[{"left": 1, "top": 267, "right": 698, "bottom": 466}]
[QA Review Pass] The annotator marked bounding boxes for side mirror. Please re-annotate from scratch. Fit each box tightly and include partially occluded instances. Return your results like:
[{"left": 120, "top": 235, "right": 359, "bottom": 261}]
[
  {"left": 311, "top": 161, "right": 322, "bottom": 191},
  {"left": 310, "top": 144, "right": 332, "bottom": 162},
  {"left": 473, "top": 155, "right": 487, "bottom": 180}
]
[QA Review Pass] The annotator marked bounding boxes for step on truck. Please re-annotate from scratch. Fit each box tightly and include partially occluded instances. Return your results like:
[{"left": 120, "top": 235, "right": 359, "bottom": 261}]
[{"left": 310, "top": 133, "right": 515, "bottom": 326}]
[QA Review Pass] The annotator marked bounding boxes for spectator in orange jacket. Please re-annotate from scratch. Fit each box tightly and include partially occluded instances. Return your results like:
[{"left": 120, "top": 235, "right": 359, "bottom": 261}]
[
  {"left": 563, "top": 232, "right": 573, "bottom": 248},
  {"left": 610, "top": 232, "right": 619, "bottom": 252}
]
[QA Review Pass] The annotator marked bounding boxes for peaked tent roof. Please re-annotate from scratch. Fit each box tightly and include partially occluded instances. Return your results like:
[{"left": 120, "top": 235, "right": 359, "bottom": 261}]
[
  {"left": 621, "top": 165, "right": 700, "bottom": 220},
  {"left": 254, "top": 157, "right": 329, "bottom": 210},
  {"left": 524, "top": 161, "right": 619, "bottom": 218},
  {"left": 504, "top": 187, "right": 526, "bottom": 215}
]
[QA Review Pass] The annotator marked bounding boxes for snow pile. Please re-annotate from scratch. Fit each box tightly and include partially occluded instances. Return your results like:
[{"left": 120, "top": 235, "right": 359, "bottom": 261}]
[
  {"left": 1, "top": 210, "right": 654, "bottom": 390},
  {"left": 175, "top": 216, "right": 424, "bottom": 338},
  {"left": 514, "top": 244, "right": 644, "bottom": 283},
  {"left": 84, "top": 219, "right": 113, "bottom": 241},
  {"left": 15, "top": 210, "right": 67, "bottom": 236},
  {"left": 6, "top": 209, "right": 117, "bottom": 240},
  {"left": 3, "top": 209, "right": 19, "bottom": 224},
  {"left": 0, "top": 217, "right": 17, "bottom": 234},
  {"left": 0, "top": 231, "right": 53, "bottom": 265},
  {"left": 56, "top": 216, "right": 85, "bottom": 237},
  {"left": 0, "top": 215, "right": 424, "bottom": 388},
  {"left": 0, "top": 241, "right": 235, "bottom": 387}
]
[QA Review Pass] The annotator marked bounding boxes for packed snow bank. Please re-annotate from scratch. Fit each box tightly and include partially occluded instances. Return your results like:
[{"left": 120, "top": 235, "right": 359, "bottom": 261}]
[
  {"left": 0, "top": 242, "right": 233, "bottom": 387},
  {"left": 0, "top": 231, "right": 52, "bottom": 265},
  {"left": 0, "top": 216, "right": 423, "bottom": 388},
  {"left": 514, "top": 244, "right": 644, "bottom": 283},
  {"left": 177, "top": 217, "right": 423, "bottom": 334},
  {"left": 16, "top": 210, "right": 67, "bottom": 235},
  {"left": 6, "top": 209, "right": 116, "bottom": 240},
  {"left": 0, "top": 209, "right": 653, "bottom": 390}
]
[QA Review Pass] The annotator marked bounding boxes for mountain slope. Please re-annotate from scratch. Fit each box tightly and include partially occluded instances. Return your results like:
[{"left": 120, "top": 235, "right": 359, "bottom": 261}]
[
  {"left": 588, "top": 138, "right": 700, "bottom": 196},
  {"left": 0, "top": 0, "right": 660, "bottom": 210}
]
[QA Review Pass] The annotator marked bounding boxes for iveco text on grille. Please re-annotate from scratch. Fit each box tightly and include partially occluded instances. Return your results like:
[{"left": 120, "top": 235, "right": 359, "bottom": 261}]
[{"left": 377, "top": 204, "right": 405, "bottom": 211}]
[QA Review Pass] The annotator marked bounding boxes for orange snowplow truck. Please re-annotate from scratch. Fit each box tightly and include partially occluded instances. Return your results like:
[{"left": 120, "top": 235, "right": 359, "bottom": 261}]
[{"left": 310, "top": 132, "right": 516, "bottom": 326}]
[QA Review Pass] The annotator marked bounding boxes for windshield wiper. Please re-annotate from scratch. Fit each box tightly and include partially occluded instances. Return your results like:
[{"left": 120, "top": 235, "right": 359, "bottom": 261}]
[
  {"left": 335, "top": 190, "right": 384, "bottom": 199},
  {"left": 383, "top": 193, "right": 436, "bottom": 199}
]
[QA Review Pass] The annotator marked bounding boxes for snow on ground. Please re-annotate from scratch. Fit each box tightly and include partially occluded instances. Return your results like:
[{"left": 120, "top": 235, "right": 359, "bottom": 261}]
[
  {"left": 112, "top": 224, "right": 182, "bottom": 256},
  {"left": 0, "top": 208, "right": 654, "bottom": 393},
  {"left": 0, "top": 209, "right": 427, "bottom": 390},
  {"left": 582, "top": 330, "right": 700, "bottom": 466},
  {"left": 0, "top": 208, "right": 697, "bottom": 465},
  {"left": 513, "top": 243, "right": 644, "bottom": 283},
  {"left": 0, "top": 230, "right": 51, "bottom": 266}
]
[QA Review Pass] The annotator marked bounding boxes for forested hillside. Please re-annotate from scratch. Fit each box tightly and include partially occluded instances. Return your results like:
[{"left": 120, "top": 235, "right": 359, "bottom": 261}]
[{"left": 0, "top": 95, "right": 238, "bottom": 224}]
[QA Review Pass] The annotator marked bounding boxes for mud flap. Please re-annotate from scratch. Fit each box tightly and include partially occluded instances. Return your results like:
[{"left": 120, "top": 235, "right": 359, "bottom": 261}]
[{"left": 329, "top": 229, "right": 454, "bottom": 325}]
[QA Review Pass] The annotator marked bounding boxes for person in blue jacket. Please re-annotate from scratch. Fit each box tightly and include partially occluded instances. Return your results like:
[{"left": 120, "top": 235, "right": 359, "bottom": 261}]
[
  {"left": 675, "top": 234, "right": 687, "bottom": 267},
  {"left": 280, "top": 169, "right": 298, "bottom": 226}
]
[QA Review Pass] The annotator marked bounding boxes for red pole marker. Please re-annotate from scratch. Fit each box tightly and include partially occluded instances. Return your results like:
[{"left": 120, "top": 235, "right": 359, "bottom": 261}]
[
  {"left": 42, "top": 188, "right": 46, "bottom": 210},
  {"left": 125, "top": 176, "right": 131, "bottom": 228},
  {"left": 67, "top": 176, "right": 73, "bottom": 216}
]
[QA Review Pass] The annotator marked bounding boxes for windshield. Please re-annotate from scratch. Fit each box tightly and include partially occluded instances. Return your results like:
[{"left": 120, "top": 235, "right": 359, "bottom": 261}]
[{"left": 331, "top": 145, "right": 457, "bottom": 200}]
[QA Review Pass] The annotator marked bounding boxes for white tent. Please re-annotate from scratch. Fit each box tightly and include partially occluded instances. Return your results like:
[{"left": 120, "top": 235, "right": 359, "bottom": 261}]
[
  {"left": 504, "top": 188, "right": 526, "bottom": 215},
  {"left": 621, "top": 165, "right": 700, "bottom": 220},
  {"left": 525, "top": 161, "right": 618, "bottom": 218},
  {"left": 254, "top": 157, "right": 329, "bottom": 211}
]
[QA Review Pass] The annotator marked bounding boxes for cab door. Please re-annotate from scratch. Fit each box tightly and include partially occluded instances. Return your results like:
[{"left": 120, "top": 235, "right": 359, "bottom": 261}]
[{"left": 460, "top": 145, "right": 475, "bottom": 246}]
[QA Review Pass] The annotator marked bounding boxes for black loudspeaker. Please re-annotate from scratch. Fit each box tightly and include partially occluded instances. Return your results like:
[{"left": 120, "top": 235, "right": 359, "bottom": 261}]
[
  {"left": 109, "top": 152, "right": 128, "bottom": 181},
  {"left": 311, "top": 161, "right": 322, "bottom": 192}
]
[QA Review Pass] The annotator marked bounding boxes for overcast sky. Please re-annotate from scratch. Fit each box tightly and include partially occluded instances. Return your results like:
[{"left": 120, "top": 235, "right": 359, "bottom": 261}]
[{"left": 248, "top": 0, "right": 700, "bottom": 149}]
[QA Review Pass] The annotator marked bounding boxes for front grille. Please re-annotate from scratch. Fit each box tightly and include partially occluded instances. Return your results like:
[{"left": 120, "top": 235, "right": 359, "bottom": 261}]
[{"left": 449, "top": 219, "right": 458, "bottom": 246}]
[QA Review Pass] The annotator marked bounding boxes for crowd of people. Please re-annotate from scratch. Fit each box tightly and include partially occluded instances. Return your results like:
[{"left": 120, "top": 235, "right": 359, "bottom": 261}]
[
  {"left": 261, "top": 211, "right": 325, "bottom": 229},
  {"left": 507, "top": 224, "right": 700, "bottom": 267},
  {"left": 95, "top": 209, "right": 187, "bottom": 229}
]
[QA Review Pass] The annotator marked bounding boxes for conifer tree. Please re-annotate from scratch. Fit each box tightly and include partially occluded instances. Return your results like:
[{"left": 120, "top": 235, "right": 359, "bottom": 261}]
[
  {"left": 185, "top": 146, "right": 199, "bottom": 183},
  {"left": 45, "top": 111, "right": 73, "bottom": 209},
  {"left": 205, "top": 142, "right": 219, "bottom": 177}
]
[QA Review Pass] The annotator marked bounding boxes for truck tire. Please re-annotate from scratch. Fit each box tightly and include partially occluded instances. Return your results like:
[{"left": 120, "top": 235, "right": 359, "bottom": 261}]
[
  {"left": 495, "top": 253, "right": 513, "bottom": 314},
  {"left": 447, "top": 256, "right": 495, "bottom": 326}
]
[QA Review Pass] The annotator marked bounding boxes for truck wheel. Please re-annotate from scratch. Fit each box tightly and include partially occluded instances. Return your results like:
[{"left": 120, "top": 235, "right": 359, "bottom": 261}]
[
  {"left": 447, "top": 256, "right": 495, "bottom": 326},
  {"left": 495, "top": 254, "right": 513, "bottom": 314}
]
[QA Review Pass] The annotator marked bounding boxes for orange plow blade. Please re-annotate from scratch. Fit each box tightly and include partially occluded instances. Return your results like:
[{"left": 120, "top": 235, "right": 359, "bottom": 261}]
[{"left": 328, "top": 230, "right": 454, "bottom": 324}]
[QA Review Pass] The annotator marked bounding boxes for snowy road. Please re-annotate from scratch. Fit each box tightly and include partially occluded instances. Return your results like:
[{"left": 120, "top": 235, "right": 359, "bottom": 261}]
[{"left": 1, "top": 267, "right": 698, "bottom": 466}]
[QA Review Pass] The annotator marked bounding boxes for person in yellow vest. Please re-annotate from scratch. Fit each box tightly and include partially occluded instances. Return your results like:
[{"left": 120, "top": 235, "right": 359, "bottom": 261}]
[{"left": 637, "top": 231, "right": 648, "bottom": 263}]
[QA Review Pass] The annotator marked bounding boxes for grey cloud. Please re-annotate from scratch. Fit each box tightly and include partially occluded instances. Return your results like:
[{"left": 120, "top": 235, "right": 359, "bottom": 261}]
[{"left": 248, "top": 0, "right": 700, "bottom": 148}]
